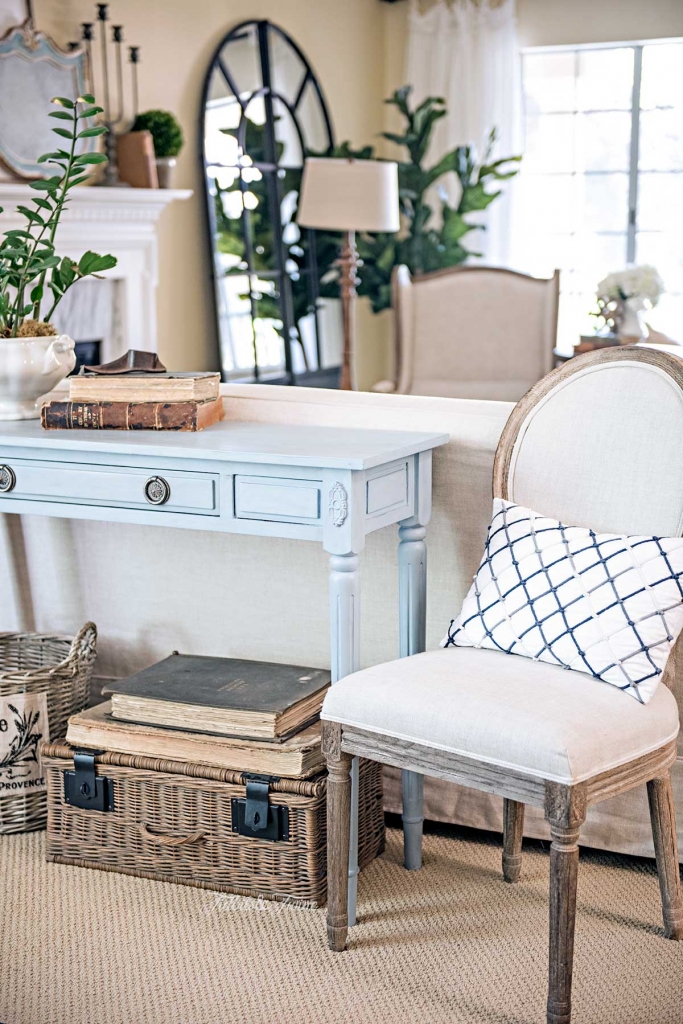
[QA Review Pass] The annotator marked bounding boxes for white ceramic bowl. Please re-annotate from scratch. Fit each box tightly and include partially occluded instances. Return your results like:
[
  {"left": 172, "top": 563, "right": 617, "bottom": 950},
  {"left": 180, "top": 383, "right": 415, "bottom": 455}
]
[{"left": 0, "top": 335, "right": 76, "bottom": 420}]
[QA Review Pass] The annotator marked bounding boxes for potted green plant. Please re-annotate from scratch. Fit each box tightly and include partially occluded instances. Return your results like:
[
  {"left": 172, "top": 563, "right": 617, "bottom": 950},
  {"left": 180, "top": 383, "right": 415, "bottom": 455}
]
[
  {"left": 0, "top": 94, "right": 117, "bottom": 419},
  {"left": 131, "top": 109, "right": 184, "bottom": 188}
]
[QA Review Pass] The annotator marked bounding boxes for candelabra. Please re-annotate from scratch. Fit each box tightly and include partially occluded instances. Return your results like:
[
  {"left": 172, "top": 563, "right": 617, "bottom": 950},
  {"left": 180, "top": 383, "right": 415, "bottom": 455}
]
[{"left": 71, "top": 3, "right": 141, "bottom": 186}]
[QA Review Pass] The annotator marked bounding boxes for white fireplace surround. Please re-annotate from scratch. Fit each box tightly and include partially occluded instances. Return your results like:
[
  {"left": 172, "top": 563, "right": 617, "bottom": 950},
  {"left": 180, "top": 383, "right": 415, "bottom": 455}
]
[{"left": 0, "top": 184, "right": 191, "bottom": 359}]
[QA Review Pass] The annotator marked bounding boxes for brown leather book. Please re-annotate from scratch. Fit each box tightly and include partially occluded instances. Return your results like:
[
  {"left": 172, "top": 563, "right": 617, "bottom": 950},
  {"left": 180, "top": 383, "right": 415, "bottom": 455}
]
[
  {"left": 41, "top": 395, "right": 224, "bottom": 431},
  {"left": 66, "top": 702, "right": 324, "bottom": 778},
  {"left": 116, "top": 130, "right": 159, "bottom": 188}
]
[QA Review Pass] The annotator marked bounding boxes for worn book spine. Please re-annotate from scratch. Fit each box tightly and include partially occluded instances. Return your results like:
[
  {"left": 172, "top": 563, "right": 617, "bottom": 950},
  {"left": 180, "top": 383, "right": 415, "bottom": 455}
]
[{"left": 41, "top": 397, "right": 224, "bottom": 431}]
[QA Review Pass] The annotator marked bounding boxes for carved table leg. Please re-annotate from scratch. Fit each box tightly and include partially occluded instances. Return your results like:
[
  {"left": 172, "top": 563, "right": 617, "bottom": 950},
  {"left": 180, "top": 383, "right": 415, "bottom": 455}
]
[
  {"left": 323, "top": 722, "right": 352, "bottom": 952},
  {"left": 329, "top": 551, "right": 361, "bottom": 926},
  {"left": 503, "top": 798, "right": 525, "bottom": 883},
  {"left": 398, "top": 517, "right": 426, "bottom": 871},
  {"left": 647, "top": 773, "right": 683, "bottom": 940},
  {"left": 545, "top": 782, "right": 586, "bottom": 1024}
]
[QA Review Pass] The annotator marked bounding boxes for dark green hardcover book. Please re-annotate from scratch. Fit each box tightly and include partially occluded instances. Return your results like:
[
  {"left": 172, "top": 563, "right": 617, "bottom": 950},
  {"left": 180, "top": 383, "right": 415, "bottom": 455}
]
[{"left": 103, "top": 655, "right": 331, "bottom": 741}]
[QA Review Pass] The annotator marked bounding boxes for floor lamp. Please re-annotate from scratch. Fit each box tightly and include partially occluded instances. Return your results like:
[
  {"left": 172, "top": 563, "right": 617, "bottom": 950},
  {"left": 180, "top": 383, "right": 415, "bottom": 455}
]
[{"left": 297, "top": 158, "right": 399, "bottom": 391}]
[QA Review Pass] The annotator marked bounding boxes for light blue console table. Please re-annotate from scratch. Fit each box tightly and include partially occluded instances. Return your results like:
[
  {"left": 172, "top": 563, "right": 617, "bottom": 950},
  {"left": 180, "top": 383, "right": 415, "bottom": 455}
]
[{"left": 0, "top": 418, "right": 448, "bottom": 922}]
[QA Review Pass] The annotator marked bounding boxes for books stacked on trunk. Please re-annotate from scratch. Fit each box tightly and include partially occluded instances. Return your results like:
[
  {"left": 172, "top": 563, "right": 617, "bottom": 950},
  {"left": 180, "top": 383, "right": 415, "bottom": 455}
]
[
  {"left": 67, "top": 654, "right": 331, "bottom": 778},
  {"left": 41, "top": 371, "right": 224, "bottom": 432}
]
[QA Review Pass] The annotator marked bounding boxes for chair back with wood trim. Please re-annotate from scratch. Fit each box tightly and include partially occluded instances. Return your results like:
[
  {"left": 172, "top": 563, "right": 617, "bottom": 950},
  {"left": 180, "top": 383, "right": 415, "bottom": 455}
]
[
  {"left": 389, "top": 264, "right": 559, "bottom": 401},
  {"left": 494, "top": 346, "right": 683, "bottom": 701},
  {"left": 493, "top": 348, "right": 683, "bottom": 538}
]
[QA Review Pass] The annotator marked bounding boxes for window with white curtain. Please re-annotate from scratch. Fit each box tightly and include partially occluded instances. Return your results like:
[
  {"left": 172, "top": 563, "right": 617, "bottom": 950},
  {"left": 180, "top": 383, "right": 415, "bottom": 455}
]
[{"left": 514, "top": 39, "right": 683, "bottom": 352}]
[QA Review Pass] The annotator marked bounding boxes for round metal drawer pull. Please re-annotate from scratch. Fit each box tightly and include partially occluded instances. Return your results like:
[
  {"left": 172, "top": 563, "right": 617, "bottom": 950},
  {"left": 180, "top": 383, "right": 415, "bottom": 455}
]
[
  {"left": 0, "top": 465, "right": 16, "bottom": 493},
  {"left": 144, "top": 476, "right": 171, "bottom": 505}
]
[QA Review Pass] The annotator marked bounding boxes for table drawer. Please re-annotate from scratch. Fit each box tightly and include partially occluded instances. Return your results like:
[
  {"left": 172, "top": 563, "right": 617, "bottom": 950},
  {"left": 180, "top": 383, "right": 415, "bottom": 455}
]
[
  {"left": 0, "top": 458, "right": 218, "bottom": 515},
  {"left": 234, "top": 474, "right": 321, "bottom": 524}
]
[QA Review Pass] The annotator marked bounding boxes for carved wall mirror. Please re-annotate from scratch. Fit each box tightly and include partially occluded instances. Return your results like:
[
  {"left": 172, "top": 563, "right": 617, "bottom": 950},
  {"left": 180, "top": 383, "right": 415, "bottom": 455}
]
[{"left": 200, "top": 20, "right": 342, "bottom": 385}]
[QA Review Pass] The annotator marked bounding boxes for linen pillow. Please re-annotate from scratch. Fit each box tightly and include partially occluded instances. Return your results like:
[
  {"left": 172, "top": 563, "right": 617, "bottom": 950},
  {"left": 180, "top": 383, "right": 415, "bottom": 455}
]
[{"left": 442, "top": 498, "right": 683, "bottom": 703}]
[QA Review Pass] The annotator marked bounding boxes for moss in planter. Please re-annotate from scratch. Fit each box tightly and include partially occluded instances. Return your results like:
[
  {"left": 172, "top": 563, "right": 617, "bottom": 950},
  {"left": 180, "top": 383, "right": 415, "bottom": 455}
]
[{"left": 1, "top": 319, "right": 58, "bottom": 338}]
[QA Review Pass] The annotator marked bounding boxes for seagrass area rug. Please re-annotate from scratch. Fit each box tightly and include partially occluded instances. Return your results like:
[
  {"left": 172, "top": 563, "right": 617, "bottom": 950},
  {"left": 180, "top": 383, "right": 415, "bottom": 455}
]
[{"left": 1, "top": 826, "right": 682, "bottom": 1024}]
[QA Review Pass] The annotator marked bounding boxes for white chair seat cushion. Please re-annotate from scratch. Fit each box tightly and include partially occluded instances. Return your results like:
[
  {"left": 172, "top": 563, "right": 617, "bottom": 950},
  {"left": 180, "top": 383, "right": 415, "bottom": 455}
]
[{"left": 321, "top": 648, "right": 680, "bottom": 784}]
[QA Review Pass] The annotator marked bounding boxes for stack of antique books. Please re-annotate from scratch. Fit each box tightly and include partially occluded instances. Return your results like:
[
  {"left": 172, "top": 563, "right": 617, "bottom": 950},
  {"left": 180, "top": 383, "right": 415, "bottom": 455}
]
[
  {"left": 41, "top": 370, "right": 223, "bottom": 432},
  {"left": 47, "top": 654, "right": 385, "bottom": 906},
  {"left": 67, "top": 654, "right": 330, "bottom": 778}
]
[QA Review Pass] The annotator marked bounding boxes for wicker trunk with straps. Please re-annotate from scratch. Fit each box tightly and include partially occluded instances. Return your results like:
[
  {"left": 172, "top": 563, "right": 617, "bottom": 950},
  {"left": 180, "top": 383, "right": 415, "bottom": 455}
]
[
  {"left": 42, "top": 744, "right": 385, "bottom": 907},
  {"left": 0, "top": 624, "right": 97, "bottom": 835}
]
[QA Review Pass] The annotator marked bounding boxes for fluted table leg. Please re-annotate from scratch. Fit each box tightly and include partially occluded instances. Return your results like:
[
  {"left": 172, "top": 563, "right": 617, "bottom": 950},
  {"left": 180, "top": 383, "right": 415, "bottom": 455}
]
[
  {"left": 329, "top": 551, "right": 361, "bottom": 925},
  {"left": 398, "top": 516, "right": 426, "bottom": 870}
]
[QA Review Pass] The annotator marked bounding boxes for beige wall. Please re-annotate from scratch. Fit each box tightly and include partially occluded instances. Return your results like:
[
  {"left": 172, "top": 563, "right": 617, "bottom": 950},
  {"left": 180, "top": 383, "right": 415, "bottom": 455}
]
[
  {"left": 34, "top": 0, "right": 386, "bottom": 383},
  {"left": 33, "top": 0, "right": 683, "bottom": 388}
]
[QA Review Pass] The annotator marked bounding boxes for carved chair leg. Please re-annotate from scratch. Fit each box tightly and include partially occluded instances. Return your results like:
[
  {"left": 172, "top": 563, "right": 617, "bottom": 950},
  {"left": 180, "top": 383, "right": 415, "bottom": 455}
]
[
  {"left": 545, "top": 783, "right": 586, "bottom": 1024},
  {"left": 502, "top": 798, "right": 524, "bottom": 883},
  {"left": 647, "top": 773, "right": 683, "bottom": 940},
  {"left": 323, "top": 721, "right": 352, "bottom": 952}
]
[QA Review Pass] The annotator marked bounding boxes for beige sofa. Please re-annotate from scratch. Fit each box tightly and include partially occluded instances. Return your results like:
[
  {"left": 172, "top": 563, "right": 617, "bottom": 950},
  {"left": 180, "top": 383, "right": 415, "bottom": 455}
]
[{"left": 2, "top": 382, "right": 680, "bottom": 858}]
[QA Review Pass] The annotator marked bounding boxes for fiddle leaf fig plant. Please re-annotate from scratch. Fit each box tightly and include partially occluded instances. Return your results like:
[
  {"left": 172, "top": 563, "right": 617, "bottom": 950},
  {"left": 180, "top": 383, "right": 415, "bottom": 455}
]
[
  {"left": 352, "top": 86, "right": 522, "bottom": 313},
  {"left": 0, "top": 94, "right": 118, "bottom": 338}
]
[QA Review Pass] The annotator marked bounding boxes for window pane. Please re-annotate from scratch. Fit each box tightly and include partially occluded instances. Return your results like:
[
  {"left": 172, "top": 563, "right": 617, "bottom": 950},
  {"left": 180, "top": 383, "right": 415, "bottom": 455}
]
[
  {"left": 637, "top": 174, "right": 683, "bottom": 233},
  {"left": 577, "top": 47, "right": 634, "bottom": 111},
  {"left": 576, "top": 111, "right": 631, "bottom": 171},
  {"left": 645, "top": 293, "right": 683, "bottom": 341},
  {"left": 516, "top": 174, "right": 576, "bottom": 234},
  {"left": 636, "top": 232, "right": 683, "bottom": 293},
  {"left": 572, "top": 233, "right": 628, "bottom": 293},
  {"left": 525, "top": 112, "right": 575, "bottom": 172},
  {"left": 524, "top": 51, "right": 576, "bottom": 114},
  {"left": 639, "top": 109, "right": 683, "bottom": 171},
  {"left": 578, "top": 172, "right": 629, "bottom": 232},
  {"left": 641, "top": 43, "right": 683, "bottom": 110}
]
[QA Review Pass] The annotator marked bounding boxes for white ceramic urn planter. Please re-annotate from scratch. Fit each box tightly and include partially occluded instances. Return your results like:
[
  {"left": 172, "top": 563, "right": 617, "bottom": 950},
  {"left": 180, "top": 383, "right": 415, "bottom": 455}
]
[{"left": 0, "top": 335, "right": 76, "bottom": 420}]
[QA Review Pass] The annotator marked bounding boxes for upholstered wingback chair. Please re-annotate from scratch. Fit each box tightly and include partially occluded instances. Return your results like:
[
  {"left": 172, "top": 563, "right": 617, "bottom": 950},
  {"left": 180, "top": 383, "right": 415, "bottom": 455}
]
[
  {"left": 323, "top": 348, "right": 683, "bottom": 1024},
  {"left": 375, "top": 264, "right": 560, "bottom": 401}
]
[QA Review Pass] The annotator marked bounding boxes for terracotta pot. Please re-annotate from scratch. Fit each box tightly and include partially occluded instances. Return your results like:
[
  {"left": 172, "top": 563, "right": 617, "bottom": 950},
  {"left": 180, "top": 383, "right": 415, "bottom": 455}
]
[{"left": 0, "top": 334, "right": 76, "bottom": 420}]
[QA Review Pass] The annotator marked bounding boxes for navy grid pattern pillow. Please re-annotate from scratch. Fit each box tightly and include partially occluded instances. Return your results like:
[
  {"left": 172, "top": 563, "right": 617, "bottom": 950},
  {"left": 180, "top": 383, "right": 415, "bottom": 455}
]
[{"left": 442, "top": 498, "right": 683, "bottom": 703}]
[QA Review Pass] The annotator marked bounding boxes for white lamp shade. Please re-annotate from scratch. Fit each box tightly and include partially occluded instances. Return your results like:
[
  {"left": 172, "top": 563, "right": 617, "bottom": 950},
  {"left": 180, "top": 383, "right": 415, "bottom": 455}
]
[{"left": 297, "top": 157, "right": 400, "bottom": 233}]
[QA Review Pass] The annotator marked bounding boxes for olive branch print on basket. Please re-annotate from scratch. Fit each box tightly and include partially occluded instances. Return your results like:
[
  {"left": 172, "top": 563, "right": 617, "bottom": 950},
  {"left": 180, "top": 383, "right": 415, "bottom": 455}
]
[{"left": 0, "top": 703, "right": 43, "bottom": 780}]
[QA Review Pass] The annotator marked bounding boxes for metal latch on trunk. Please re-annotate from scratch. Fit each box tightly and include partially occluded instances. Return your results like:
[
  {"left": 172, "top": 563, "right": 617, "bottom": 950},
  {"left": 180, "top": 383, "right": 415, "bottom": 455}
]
[
  {"left": 63, "top": 750, "right": 115, "bottom": 812},
  {"left": 231, "top": 773, "right": 289, "bottom": 842}
]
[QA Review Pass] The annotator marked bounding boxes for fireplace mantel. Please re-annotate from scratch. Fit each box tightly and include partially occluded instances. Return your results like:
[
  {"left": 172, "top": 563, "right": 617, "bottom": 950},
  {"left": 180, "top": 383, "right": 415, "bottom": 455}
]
[{"left": 0, "top": 184, "right": 192, "bottom": 356}]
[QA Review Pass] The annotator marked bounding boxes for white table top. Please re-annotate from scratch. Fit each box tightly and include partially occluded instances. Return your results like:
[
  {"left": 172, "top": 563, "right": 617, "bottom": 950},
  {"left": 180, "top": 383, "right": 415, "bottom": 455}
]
[{"left": 0, "top": 419, "right": 449, "bottom": 471}]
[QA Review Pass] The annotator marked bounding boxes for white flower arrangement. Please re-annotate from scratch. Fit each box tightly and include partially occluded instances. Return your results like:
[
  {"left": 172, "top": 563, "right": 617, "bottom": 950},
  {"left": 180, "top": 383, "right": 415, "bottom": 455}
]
[{"left": 596, "top": 264, "right": 664, "bottom": 307}]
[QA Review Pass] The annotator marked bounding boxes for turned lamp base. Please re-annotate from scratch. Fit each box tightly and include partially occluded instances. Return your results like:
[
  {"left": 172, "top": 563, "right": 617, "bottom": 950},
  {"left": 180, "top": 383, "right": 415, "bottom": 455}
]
[{"left": 339, "top": 230, "right": 360, "bottom": 391}]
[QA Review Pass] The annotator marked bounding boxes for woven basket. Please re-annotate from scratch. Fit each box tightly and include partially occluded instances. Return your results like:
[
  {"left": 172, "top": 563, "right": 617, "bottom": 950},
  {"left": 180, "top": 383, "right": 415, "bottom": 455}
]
[
  {"left": 43, "top": 744, "right": 384, "bottom": 907},
  {"left": 0, "top": 623, "right": 97, "bottom": 834}
]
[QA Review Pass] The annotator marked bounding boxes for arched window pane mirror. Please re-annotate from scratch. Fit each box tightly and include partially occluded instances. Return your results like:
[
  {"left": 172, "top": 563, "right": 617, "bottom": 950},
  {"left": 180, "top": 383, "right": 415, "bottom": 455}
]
[{"left": 200, "top": 20, "right": 341, "bottom": 385}]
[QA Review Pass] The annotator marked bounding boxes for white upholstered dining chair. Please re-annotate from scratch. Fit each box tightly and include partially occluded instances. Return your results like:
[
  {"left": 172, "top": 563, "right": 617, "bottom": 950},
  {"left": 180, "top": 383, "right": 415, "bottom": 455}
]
[
  {"left": 322, "top": 347, "right": 683, "bottom": 1024},
  {"left": 374, "top": 264, "right": 560, "bottom": 401}
]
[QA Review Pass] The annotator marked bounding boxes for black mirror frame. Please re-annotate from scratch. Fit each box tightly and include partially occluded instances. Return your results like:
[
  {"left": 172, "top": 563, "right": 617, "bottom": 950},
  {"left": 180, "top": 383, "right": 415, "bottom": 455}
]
[{"left": 199, "top": 19, "right": 336, "bottom": 385}]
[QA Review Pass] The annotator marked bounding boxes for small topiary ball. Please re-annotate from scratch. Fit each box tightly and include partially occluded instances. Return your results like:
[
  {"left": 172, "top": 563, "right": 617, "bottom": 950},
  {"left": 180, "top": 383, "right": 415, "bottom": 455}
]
[{"left": 132, "top": 109, "right": 184, "bottom": 158}]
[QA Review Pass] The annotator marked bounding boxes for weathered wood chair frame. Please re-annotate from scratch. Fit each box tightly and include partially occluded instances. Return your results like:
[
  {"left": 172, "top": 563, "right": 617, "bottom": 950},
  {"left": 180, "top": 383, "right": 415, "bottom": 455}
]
[{"left": 324, "top": 348, "right": 683, "bottom": 1024}]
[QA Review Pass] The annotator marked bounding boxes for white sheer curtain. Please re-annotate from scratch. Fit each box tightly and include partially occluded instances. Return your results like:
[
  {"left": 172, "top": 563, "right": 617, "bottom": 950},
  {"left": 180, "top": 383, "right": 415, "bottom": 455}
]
[{"left": 404, "top": 0, "right": 522, "bottom": 266}]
